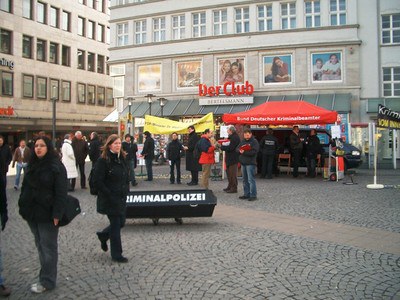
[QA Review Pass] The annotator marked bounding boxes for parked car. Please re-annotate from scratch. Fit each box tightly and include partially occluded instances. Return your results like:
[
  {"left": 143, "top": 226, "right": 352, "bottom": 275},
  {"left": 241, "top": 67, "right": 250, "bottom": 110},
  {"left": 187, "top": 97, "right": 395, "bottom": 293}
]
[{"left": 251, "top": 127, "right": 362, "bottom": 171}]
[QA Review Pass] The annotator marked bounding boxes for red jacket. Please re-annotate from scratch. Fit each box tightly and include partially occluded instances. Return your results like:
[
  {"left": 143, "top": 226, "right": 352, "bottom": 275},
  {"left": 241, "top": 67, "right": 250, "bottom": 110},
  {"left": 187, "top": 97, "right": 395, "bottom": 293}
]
[{"left": 198, "top": 135, "right": 215, "bottom": 165}]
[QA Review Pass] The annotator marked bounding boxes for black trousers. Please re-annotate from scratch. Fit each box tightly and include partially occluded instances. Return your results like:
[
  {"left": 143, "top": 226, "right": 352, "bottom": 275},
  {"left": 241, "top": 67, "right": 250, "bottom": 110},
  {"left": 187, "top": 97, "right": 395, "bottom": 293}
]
[
  {"left": 261, "top": 154, "right": 275, "bottom": 178},
  {"left": 71, "top": 162, "right": 86, "bottom": 188},
  {"left": 292, "top": 150, "right": 302, "bottom": 177},
  {"left": 190, "top": 171, "right": 199, "bottom": 184},
  {"left": 98, "top": 214, "right": 126, "bottom": 260},
  {"left": 169, "top": 159, "right": 181, "bottom": 183}
]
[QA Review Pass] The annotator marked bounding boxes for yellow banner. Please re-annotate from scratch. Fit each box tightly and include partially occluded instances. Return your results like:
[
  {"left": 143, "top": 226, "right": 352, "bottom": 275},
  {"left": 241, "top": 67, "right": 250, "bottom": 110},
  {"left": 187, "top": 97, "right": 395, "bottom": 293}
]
[{"left": 144, "top": 113, "right": 214, "bottom": 134}]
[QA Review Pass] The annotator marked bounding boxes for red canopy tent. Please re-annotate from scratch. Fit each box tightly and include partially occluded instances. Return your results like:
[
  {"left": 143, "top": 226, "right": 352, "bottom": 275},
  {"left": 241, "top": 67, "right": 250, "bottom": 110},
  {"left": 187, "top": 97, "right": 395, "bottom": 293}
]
[{"left": 222, "top": 101, "right": 338, "bottom": 125}]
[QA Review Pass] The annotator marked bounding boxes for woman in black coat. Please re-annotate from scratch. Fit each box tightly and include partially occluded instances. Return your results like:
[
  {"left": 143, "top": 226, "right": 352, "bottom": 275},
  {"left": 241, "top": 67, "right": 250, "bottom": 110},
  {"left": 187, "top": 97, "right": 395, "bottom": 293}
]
[
  {"left": 95, "top": 134, "right": 130, "bottom": 263},
  {"left": 185, "top": 126, "right": 201, "bottom": 185},
  {"left": 18, "top": 136, "right": 68, "bottom": 294}
]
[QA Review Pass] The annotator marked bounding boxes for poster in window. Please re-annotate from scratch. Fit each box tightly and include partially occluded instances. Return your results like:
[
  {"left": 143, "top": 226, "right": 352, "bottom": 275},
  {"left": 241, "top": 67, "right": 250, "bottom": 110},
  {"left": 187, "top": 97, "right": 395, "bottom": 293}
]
[
  {"left": 176, "top": 61, "right": 201, "bottom": 88},
  {"left": 263, "top": 55, "right": 292, "bottom": 84},
  {"left": 138, "top": 64, "right": 161, "bottom": 92},
  {"left": 217, "top": 57, "right": 245, "bottom": 85},
  {"left": 311, "top": 52, "right": 342, "bottom": 82}
]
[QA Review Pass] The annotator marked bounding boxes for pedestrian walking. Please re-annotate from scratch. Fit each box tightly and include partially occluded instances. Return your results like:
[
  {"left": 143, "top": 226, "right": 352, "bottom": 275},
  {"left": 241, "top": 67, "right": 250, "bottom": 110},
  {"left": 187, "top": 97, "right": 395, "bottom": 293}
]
[
  {"left": 289, "top": 126, "right": 303, "bottom": 178},
  {"left": 220, "top": 125, "right": 240, "bottom": 193},
  {"left": 12, "top": 139, "right": 31, "bottom": 190},
  {"left": 122, "top": 134, "right": 138, "bottom": 186},
  {"left": 141, "top": 131, "right": 155, "bottom": 181},
  {"left": 305, "top": 129, "right": 321, "bottom": 178},
  {"left": 71, "top": 131, "right": 89, "bottom": 189},
  {"left": 166, "top": 132, "right": 184, "bottom": 184},
  {"left": 238, "top": 128, "right": 259, "bottom": 201},
  {"left": 198, "top": 129, "right": 215, "bottom": 189},
  {"left": 95, "top": 134, "right": 130, "bottom": 263},
  {"left": 184, "top": 125, "right": 201, "bottom": 186},
  {"left": 89, "top": 132, "right": 101, "bottom": 167},
  {"left": 18, "top": 136, "right": 68, "bottom": 294},
  {"left": 0, "top": 135, "right": 12, "bottom": 187},
  {"left": 61, "top": 134, "right": 78, "bottom": 191},
  {"left": 259, "top": 128, "right": 278, "bottom": 179}
]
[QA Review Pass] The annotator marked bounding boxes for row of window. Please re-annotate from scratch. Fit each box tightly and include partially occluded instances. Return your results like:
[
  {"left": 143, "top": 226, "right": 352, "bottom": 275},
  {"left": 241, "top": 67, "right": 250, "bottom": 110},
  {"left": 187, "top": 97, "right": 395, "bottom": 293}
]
[
  {"left": 0, "top": 71, "right": 114, "bottom": 106},
  {"left": 78, "top": 0, "right": 110, "bottom": 14},
  {"left": 0, "top": 0, "right": 110, "bottom": 44},
  {"left": 116, "top": 0, "right": 348, "bottom": 46}
]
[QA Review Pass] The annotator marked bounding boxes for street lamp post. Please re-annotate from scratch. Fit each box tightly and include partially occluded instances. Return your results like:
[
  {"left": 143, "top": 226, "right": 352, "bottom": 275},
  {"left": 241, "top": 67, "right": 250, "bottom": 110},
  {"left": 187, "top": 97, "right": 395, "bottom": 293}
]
[
  {"left": 51, "top": 86, "right": 57, "bottom": 146},
  {"left": 158, "top": 97, "right": 167, "bottom": 117},
  {"left": 146, "top": 94, "right": 155, "bottom": 115}
]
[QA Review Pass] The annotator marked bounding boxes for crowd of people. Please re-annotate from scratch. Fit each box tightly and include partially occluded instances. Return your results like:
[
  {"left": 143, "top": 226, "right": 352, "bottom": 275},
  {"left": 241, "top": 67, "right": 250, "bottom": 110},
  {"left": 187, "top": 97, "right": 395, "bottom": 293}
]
[{"left": 0, "top": 124, "right": 323, "bottom": 295}]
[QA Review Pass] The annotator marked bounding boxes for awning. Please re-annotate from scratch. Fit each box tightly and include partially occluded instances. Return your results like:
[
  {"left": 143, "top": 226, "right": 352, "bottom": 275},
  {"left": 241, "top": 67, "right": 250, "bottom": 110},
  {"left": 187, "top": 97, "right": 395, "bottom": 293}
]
[
  {"left": 366, "top": 98, "right": 400, "bottom": 113},
  {"left": 120, "top": 93, "right": 351, "bottom": 118}
]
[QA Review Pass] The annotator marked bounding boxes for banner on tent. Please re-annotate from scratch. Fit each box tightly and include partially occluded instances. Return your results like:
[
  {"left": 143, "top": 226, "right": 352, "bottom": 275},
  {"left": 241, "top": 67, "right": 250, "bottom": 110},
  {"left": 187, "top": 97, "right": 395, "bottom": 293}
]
[
  {"left": 144, "top": 113, "right": 214, "bottom": 134},
  {"left": 377, "top": 104, "right": 400, "bottom": 129}
]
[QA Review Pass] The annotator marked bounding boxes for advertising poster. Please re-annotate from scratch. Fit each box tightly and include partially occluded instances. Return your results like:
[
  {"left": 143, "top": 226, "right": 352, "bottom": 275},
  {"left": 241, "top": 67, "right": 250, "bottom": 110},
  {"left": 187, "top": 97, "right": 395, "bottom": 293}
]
[
  {"left": 138, "top": 64, "right": 161, "bottom": 92},
  {"left": 311, "top": 52, "right": 342, "bottom": 82},
  {"left": 176, "top": 61, "right": 201, "bottom": 88},
  {"left": 263, "top": 55, "right": 292, "bottom": 84},
  {"left": 217, "top": 57, "right": 245, "bottom": 85}
]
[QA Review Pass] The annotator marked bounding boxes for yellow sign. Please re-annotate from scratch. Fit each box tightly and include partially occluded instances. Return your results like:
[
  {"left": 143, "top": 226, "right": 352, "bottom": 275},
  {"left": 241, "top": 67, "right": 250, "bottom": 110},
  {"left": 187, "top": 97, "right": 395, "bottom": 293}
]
[{"left": 144, "top": 113, "right": 214, "bottom": 134}]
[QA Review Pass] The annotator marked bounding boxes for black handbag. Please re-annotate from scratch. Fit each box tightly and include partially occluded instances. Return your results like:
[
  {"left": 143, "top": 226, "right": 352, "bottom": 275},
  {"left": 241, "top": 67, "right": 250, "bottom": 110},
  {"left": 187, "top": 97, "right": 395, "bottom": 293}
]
[{"left": 59, "top": 195, "right": 81, "bottom": 226}]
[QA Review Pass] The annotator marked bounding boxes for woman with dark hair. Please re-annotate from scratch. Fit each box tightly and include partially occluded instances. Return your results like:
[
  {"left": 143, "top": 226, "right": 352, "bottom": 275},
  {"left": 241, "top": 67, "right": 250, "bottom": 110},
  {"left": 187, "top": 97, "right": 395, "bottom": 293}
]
[
  {"left": 95, "top": 134, "right": 130, "bottom": 263},
  {"left": 265, "top": 56, "right": 290, "bottom": 83},
  {"left": 18, "top": 136, "right": 68, "bottom": 294}
]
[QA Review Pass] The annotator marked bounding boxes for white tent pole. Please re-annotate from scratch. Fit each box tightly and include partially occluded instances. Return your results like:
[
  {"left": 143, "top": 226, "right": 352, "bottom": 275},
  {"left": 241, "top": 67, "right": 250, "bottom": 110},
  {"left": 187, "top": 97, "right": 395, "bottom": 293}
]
[{"left": 367, "top": 126, "right": 384, "bottom": 189}]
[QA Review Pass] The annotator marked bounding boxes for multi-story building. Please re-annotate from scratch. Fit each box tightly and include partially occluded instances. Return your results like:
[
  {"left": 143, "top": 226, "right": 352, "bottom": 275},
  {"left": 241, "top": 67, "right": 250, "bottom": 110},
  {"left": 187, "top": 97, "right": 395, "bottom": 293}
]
[
  {"left": 109, "top": 0, "right": 399, "bottom": 167},
  {"left": 0, "top": 0, "right": 115, "bottom": 146}
]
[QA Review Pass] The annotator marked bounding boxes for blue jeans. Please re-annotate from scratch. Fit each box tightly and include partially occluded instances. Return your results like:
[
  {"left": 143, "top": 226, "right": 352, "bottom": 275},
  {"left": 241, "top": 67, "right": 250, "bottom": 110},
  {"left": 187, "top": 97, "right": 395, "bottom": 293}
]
[
  {"left": 128, "top": 159, "right": 136, "bottom": 183},
  {"left": 242, "top": 164, "right": 257, "bottom": 197},
  {"left": 14, "top": 162, "right": 27, "bottom": 188},
  {"left": 145, "top": 158, "right": 153, "bottom": 181},
  {"left": 28, "top": 221, "right": 59, "bottom": 290}
]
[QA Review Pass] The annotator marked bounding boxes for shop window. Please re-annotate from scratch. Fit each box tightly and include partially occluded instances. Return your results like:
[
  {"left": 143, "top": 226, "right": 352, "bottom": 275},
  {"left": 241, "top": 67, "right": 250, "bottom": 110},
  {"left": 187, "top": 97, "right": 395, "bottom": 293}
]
[
  {"left": 37, "top": 1, "right": 46, "bottom": 24},
  {"left": 23, "top": 0, "right": 33, "bottom": 19},
  {"left": 50, "top": 79, "right": 59, "bottom": 100},
  {"left": 62, "top": 45, "right": 70, "bottom": 66},
  {"left": 22, "top": 35, "right": 33, "bottom": 59},
  {"left": 49, "top": 42, "right": 58, "bottom": 64},
  {"left": 77, "top": 83, "right": 86, "bottom": 103},
  {"left": 87, "top": 52, "right": 95, "bottom": 72},
  {"left": 62, "top": 11, "right": 70, "bottom": 31},
  {"left": 97, "top": 86, "right": 105, "bottom": 106},
  {"left": 77, "top": 49, "right": 85, "bottom": 69},
  {"left": 37, "top": 77, "right": 47, "bottom": 99},
  {"left": 37, "top": 39, "right": 46, "bottom": 61},
  {"left": 23, "top": 74, "right": 34, "bottom": 98},
  {"left": 0, "top": 0, "right": 11, "bottom": 13},
  {"left": 87, "top": 85, "right": 95, "bottom": 105},
  {"left": 106, "top": 88, "right": 113, "bottom": 106},
  {"left": 0, "top": 28, "right": 12, "bottom": 54},
  {"left": 62, "top": 80, "right": 71, "bottom": 102},
  {"left": 1, "top": 71, "right": 13, "bottom": 96}
]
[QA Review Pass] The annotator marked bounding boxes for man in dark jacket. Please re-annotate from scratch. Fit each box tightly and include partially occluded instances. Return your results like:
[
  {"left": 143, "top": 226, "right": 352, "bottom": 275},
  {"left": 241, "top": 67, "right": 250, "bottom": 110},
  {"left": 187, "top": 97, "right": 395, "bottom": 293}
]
[
  {"left": 141, "top": 131, "right": 155, "bottom": 181},
  {"left": 122, "top": 134, "right": 138, "bottom": 186},
  {"left": 184, "top": 126, "right": 201, "bottom": 186},
  {"left": 220, "top": 125, "right": 240, "bottom": 193},
  {"left": 89, "top": 132, "right": 101, "bottom": 166},
  {"left": 166, "top": 132, "right": 184, "bottom": 184},
  {"left": 259, "top": 128, "right": 278, "bottom": 179},
  {"left": 72, "top": 131, "right": 89, "bottom": 189},
  {"left": 289, "top": 126, "right": 303, "bottom": 178},
  {"left": 238, "top": 128, "right": 259, "bottom": 201},
  {"left": 305, "top": 129, "right": 321, "bottom": 178},
  {"left": 0, "top": 135, "right": 12, "bottom": 187}
]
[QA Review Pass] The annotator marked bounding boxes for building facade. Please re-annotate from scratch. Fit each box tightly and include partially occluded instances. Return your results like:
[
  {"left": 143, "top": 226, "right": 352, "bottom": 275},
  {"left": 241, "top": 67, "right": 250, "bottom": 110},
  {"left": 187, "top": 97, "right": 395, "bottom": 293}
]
[
  {"left": 108, "top": 0, "right": 399, "bottom": 167},
  {"left": 0, "top": 0, "right": 115, "bottom": 146}
]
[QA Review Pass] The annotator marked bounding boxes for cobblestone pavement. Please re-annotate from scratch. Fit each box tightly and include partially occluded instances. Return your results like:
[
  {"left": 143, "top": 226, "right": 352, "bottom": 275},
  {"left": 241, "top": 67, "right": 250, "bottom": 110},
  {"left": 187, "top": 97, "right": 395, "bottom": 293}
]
[{"left": 1, "top": 164, "right": 399, "bottom": 299}]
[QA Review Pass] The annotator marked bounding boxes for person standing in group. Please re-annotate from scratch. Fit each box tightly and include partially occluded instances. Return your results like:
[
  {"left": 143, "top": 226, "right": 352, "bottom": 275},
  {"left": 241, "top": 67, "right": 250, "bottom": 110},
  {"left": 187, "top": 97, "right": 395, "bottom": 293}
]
[
  {"left": 61, "top": 134, "right": 78, "bottom": 192},
  {"left": 95, "top": 134, "right": 130, "bottom": 263},
  {"left": 305, "top": 129, "right": 321, "bottom": 178},
  {"left": 184, "top": 126, "right": 201, "bottom": 186},
  {"left": 18, "top": 136, "right": 68, "bottom": 294},
  {"left": 122, "top": 134, "right": 138, "bottom": 187},
  {"left": 0, "top": 158, "right": 11, "bottom": 297},
  {"left": 88, "top": 132, "right": 101, "bottom": 167},
  {"left": 220, "top": 125, "right": 240, "bottom": 193},
  {"left": 71, "top": 131, "right": 89, "bottom": 190},
  {"left": 259, "top": 128, "right": 278, "bottom": 179},
  {"left": 141, "top": 131, "right": 155, "bottom": 181},
  {"left": 0, "top": 135, "right": 12, "bottom": 187},
  {"left": 12, "top": 139, "right": 31, "bottom": 190},
  {"left": 198, "top": 129, "right": 215, "bottom": 189},
  {"left": 289, "top": 125, "right": 303, "bottom": 178},
  {"left": 166, "top": 132, "right": 184, "bottom": 184},
  {"left": 238, "top": 128, "right": 259, "bottom": 201}
]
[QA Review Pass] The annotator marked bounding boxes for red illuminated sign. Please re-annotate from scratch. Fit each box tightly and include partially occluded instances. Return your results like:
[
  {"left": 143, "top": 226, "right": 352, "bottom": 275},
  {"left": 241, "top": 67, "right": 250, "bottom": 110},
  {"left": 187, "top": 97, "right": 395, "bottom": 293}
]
[
  {"left": 199, "top": 81, "right": 254, "bottom": 97},
  {"left": 0, "top": 106, "right": 14, "bottom": 116}
]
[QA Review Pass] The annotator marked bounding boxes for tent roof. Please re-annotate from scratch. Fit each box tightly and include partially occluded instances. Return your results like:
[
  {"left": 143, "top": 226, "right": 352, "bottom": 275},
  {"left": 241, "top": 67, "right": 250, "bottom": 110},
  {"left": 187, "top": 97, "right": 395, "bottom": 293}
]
[{"left": 222, "top": 101, "right": 338, "bottom": 125}]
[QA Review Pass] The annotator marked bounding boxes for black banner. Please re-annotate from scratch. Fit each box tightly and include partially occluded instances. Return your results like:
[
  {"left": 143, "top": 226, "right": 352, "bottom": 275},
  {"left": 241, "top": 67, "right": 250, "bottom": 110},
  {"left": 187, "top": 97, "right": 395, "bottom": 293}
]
[{"left": 377, "top": 104, "right": 400, "bottom": 129}]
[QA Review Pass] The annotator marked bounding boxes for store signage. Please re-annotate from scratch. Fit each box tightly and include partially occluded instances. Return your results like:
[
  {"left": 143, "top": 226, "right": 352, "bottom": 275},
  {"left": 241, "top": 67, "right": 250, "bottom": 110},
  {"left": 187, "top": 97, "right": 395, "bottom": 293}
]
[
  {"left": 377, "top": 104, "right": 400, "bottom": 129},
  {"left": 0, "top": 58, "right": 14, "bottom": 70},
  {"left": 198, "top": 81, "right": 254, "bottom": 97},
  {"left": 0, "top": 106, "right": 14, "bottom": 116},
  {"left": 199, "top": 96, "right": 254, "bottom": 106}
]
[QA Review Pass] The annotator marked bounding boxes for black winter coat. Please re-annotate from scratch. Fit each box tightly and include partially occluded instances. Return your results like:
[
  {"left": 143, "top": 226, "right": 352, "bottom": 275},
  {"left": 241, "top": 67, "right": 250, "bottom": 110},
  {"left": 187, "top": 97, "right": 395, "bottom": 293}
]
[
  {"left": 72, "top": 138, "right": 89, "bottom": 164},
  {"left": 18, "top": 157, "right": 68, "bottom": 223},
  {"left": 166, "top": 139, "right": 183, "bottom": 161},
  {"left": 306, "top": 135, "right": 321, "bottom": 158},
  {"left": 122, "top": 141, "right": 138, "bottom": 168},
  {"left": 89, "top": 138, "right": 101, "bottom": 163},
  {"left": 221, "top": 132, "right": 240, "bottom": 166},
  {"left": 141, "top": 137, "right": 155, "bottom": 160},
  {"left": 95, "top": 152, "right": 129, "bottom": 216},
  {"left": 238, "top": 137, "right": 259, "bottom": 165},
  {"left": 186, "top": 131, "right": 201, "bottom": 171},
  {"left": 0, "top": 144, "right": 12, "bottom": 175},
  {"left": 260, "top": 134, "right": 278, "bottom": 155}
]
